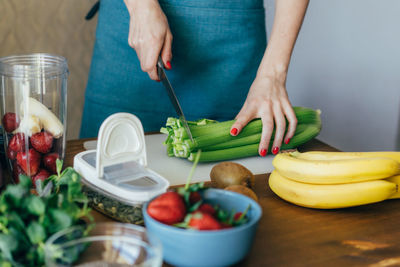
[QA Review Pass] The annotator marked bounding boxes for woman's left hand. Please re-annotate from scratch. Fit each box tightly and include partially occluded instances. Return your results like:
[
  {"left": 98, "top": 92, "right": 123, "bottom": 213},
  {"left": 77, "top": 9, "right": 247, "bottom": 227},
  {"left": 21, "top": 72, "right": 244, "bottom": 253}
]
[
  {"left": 230, "top": 0, "right": 309, "bottom": 157},
  {"left": 230, "top": 73, "right": 297, "bottom": 157}
]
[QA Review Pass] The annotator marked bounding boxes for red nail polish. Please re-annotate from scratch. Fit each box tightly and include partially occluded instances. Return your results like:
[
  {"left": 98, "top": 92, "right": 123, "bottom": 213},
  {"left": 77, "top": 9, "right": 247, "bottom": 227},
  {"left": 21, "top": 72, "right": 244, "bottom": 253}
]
[
  {"left": 230, "top": 128, "right": 238, "bottom": 136},
  {"left": 156, "top": 79, "right": 161, "bottom": 82},
  {"left": 272, "top": 147, "right": 279, "bottom": 155},
  {"left": 166, "top": 61, "right": 172, "bottom": 69},
  {"left": 285, "top": 138, "right": 291, "bottom": 144},
  {"left": 260, "top": 149, "right": 267, "bottom": 157}
]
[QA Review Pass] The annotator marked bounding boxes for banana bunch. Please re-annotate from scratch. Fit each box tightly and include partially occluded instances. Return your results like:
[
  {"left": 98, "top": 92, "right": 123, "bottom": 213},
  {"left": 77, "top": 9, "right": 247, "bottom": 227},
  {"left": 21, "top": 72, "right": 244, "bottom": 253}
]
[{"left": 269, "top": 151, "right": 400, "bottom": 209}]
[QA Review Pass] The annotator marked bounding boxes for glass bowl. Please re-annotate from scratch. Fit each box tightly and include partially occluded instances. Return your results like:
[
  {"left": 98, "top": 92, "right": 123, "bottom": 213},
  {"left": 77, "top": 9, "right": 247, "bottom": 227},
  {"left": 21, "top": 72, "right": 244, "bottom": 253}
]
[{"left": 44, "top": 222, "right": 162, "bottom": 267}]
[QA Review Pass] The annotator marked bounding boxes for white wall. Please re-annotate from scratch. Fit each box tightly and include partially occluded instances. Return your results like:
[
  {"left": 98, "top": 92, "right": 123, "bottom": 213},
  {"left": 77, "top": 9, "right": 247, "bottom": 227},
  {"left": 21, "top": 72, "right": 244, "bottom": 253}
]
[{"left": 264, "top": 0, "right": 400, "bottom": 151}]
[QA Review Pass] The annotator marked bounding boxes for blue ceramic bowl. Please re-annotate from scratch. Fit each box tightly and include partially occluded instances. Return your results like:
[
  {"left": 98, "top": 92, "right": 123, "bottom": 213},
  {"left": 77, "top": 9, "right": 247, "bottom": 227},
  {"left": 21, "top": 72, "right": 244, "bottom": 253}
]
[{"left": 143, "top": 188, "right": 262, "bottom": 267}]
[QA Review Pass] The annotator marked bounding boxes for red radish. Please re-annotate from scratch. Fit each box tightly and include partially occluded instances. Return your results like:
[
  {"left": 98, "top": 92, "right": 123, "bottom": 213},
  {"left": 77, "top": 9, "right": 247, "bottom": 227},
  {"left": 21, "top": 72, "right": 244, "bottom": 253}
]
[
  {"left": 30, "top": 131, "right": 54, "bottom": 153},
  {"left": 43, "top": 152, "right": 59, "bottom": 174},
  {"left": 12, "top": 161, "right": 26, "bottom": 183},
  {"left": 197, "top": 203, "right": 216, "bottom": 216},
  {"left": 32, "top": 169, "right": 50, "bottom": 187},
  {"left": 189, "top": 191, "right": 202, "bottom": 204},
  {"left": 147, "top": 191, "right": 186, "bottom": 225},
  {"left": 2, "top": 112, "right": 20, "bottom": 133},
  {"left": 7, "top": 133, "right": 27, "bottom": 160},
  {"left": 16, "top": 148, "right": 41, "bottom": 176},
  {"left": 188, "top": 211, "right": 222, "bottom": 230}
]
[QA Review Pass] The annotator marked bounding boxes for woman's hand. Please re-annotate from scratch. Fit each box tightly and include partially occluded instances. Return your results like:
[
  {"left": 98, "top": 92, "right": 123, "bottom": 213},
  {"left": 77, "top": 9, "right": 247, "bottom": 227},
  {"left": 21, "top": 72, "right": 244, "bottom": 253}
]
[
  {"left": 124, "top": 0, "right": 173, "bottom": 80},
  {"left": 231, "top": 73, "right": 297, "bottom": 156},
  {"left": 230, "top": 0, "right": 309, "bottom": 156}
]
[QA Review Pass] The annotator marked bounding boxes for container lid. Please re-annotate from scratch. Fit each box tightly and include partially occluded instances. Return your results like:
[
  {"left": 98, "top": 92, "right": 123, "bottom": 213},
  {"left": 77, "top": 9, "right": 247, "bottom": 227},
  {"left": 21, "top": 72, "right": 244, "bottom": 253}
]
[{"left": 74, "top": 113, "right": 169, "bottom": 203}]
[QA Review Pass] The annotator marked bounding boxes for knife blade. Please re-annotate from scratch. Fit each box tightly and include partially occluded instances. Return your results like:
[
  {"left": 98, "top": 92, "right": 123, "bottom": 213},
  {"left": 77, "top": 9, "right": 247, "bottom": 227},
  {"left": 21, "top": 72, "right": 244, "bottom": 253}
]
[{"left": 157, "top": 57, "right": 194, "bottom": 142}]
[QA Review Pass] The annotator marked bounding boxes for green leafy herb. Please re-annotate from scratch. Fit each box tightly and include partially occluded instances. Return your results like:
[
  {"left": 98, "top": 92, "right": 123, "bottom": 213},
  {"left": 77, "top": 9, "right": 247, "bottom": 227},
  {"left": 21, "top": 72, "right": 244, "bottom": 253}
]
[{"left": 0, "top": 159, "right": 93, "bottom": 266}]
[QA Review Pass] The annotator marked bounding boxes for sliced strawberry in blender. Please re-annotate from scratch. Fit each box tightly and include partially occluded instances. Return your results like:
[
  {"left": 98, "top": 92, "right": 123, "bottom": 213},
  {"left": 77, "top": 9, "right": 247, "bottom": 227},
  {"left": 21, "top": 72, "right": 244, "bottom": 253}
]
[
  {"left": 32, "top": 169, "right": 50, "bottom": 187},
  {"left": 12, "top": 161, "right": 26, "bottom": 183},
  {"left": 43, "top": 152, "right": 59, "bottom": 174},
  {"left": 2, "top": 112, "right": 20, "bottom": 133},
  {"left": 30, "top": 131, "right": 54, "bottom": 153},
  {"left": 16, "top": 148, "right": 41, "bottom": 176},
  {"left": 7, "top": 133, "right": 27, "bottom": 160}
]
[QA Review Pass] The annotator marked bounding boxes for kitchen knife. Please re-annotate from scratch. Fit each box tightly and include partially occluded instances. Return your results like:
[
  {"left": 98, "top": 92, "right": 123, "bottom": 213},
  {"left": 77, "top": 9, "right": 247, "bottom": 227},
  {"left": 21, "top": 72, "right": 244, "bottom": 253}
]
[{"left": 157, "top": 57, "right": 194, "bottom": 142}]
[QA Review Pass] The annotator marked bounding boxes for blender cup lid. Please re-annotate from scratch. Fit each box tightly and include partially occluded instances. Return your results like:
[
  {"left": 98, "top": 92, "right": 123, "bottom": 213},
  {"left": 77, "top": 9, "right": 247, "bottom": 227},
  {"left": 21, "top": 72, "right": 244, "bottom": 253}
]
[{"left": 74, "top": 113, "right": 169, "bottom": 204}]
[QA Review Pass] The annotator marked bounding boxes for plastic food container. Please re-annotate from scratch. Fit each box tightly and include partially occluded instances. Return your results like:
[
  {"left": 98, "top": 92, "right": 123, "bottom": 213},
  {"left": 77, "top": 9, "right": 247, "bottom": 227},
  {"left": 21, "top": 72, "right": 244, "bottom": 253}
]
[
  {"left": 74, "top": 113, "right": 169, "bottom": 225},
  {"left": 0, "top": 53, "right": 68, "bottom": 184},
  {"left": 44, "top": 222, "right": 163, "bottom": 266}
]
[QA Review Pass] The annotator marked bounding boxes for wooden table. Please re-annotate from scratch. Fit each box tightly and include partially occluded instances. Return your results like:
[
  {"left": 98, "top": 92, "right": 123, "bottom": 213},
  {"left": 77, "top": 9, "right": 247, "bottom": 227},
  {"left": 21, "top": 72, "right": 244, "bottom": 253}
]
[{"left": 65, "top": 139, "right": 400, "bottom": 267}]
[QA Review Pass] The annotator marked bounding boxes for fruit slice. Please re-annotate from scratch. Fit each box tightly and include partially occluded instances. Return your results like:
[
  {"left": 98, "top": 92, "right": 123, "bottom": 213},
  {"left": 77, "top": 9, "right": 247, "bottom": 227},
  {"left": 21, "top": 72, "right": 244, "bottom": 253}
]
[
  {"left": 268, "top": 170, "right": 397, "bottom": 209},
  {"left": 13, "top": 161, "right": 26, "bottom": 183},
  {"left": 196, "top": 203, "right": 216, "bottom": 216},
  {"left": 32, "top": 169, "right": 50, "bottom": 187},
  {"left": 43, "top": 153, "right": 59, "bottom": 174},
  {"left": 147, "top": 191, "right": 186, "bottom": 225},
  {"left": 2, "top": 112, "right": 20, "bottom": 133},
  {"left": 16, "top": 148, "right": 41, "bottom": 176},
  {"left": 188, "top": 211, "right": 222, "bottom": 230},
  {"left": 30, "top": 131, "right": 53, "bottom": 153},
  {"left": 20, "top": 97, "right": 63, "bottom": 138},
  {"left": 7, "top": 133, "right": 27, "bottom": 160},
  {"left": 272, "top": 152, "right": 400, "bottom": 184},
  {"left": 13, "top": 115, "right": 42, "bottom": 136}
]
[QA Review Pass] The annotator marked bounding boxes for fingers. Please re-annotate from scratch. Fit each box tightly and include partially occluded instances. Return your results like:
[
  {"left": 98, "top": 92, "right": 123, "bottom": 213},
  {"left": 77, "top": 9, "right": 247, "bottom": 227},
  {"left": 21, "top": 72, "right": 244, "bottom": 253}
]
[
  {"left": 141, "top": 37, "right": 164, "bottom": 81},
  {"left": 270, "top": 104, "right": 286, "bottom": 155},
  {"left": 230, "top": 106, "right": 254, "bottom": 136},
  {"left": 282, "top": 103, "right": 297, "bottom": 144},
  {"left": 161, "top": 30, "right": 173, "bottom": 70},
  {"left": 232, "top": 101, "right": 296, "bottom": 157},
  {"left": 126, "top": 2, "right": 172, "bottom": 81},
  {"left": 259, "top": 112, "right": 274, "bottom": 157}
]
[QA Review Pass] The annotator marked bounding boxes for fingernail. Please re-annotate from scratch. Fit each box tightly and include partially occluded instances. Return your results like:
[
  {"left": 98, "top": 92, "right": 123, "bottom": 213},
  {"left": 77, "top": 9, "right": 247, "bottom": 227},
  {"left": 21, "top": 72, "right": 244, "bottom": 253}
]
[
  {"left": 272, "top": 147, "right": 279, "bottom": 155},
  {"left": 166, "top": 61, "right": 172, "bottom": 70},
  {"left": 156, "top": 79, "right": 161, "bottom": 82},
  {"left": 285, "top": 138, "right": 291, "bottom": 144},
  {"left": 230, "top": 128, "right": 238, "bottom": 136},
  {"left": 260, "top": 149, "right": 267, "bottom": 157}
]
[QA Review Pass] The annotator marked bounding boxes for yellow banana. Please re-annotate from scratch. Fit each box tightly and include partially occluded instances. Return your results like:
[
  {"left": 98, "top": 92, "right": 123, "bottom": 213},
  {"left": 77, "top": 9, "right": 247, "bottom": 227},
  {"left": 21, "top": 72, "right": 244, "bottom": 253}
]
[
  {"left": 268, "top": 171, "right": 397, "bottom": 209},
  {"left": 385, "top": 175, "right": 400, "bottom": 199},
  {"left": 297, "top": 151, "right": 400, "bottom": 163},
  {"left": 272, "top": 152, "right": 400, "bottom": 184}
]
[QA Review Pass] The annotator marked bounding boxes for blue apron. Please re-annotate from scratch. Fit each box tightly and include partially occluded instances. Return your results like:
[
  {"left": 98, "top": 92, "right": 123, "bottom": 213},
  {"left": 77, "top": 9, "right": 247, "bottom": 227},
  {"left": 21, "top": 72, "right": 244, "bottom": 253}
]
[{"left": 80, "top": 0, "right": 266, "bottom": 138}]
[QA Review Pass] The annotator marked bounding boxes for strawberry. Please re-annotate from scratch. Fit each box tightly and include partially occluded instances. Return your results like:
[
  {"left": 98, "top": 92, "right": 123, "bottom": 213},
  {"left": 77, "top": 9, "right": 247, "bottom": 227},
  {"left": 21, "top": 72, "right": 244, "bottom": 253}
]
[
  {"left": 147, "top": 191, "right": 186, "bottom": 225},
  {"left": 30, "top": 131, "right": 53, "bottom": 153},
  {"left": 234, "top": 212, "right": 243, "bottom": 221},
  {"left": 43, "top": 153, "right": 59, "bottom": 174},
  {"left": 189, "top": 191, "right": 202, "bottom": 204},
  {"left": 7, "top": 133, "right": 27, "bottom": 160},
  {"left": 220, "top": 222, "right": 233, "bottom": 229},
  {"left": 32, "top": 169, "right": 50, "bottom": 187},
  {"left": 197, "top": 203, "right": 216, "bottom": 216},
  {"left": 2, "top": 112, "right": 20, "bottom": 133},
  {"left": 188, "top": 211, "right": 222, "bottom": 230},
  {"left": 16, "top": 148, "right": 41, "bottom": 176},
  {"left": 12, "top": 161, "right": 26, "bottom": 183}
]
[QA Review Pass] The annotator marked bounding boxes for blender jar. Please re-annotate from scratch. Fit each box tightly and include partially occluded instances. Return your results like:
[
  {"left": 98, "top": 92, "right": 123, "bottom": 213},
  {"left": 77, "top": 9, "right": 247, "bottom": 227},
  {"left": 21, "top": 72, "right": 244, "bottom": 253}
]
[{"left": 0, "top": 53, "right": 68, "bottom": 184}]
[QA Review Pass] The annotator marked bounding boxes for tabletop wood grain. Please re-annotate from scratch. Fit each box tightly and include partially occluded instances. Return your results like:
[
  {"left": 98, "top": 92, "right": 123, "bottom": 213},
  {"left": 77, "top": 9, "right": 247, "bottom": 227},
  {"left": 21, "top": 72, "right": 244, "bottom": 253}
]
[{"left": 65, "top": 138, "right": 400, "bottom": 267}]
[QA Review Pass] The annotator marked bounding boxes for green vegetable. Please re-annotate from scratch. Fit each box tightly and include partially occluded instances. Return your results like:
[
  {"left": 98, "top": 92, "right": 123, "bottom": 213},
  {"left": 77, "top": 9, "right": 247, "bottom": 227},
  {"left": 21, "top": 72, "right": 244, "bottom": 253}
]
[
  {"left": 0, "top": 160, "right": 93, "bottom": 267},
  {"left": 161, "top": 107, "right": 322, "bottom": 161}
]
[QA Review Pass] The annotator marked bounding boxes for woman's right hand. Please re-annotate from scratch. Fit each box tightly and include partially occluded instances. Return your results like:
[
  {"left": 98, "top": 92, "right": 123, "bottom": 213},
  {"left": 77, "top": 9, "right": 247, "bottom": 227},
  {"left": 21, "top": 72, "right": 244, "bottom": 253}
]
[{"left": 124, "top": 0, "right": 173, "bottom": 80}]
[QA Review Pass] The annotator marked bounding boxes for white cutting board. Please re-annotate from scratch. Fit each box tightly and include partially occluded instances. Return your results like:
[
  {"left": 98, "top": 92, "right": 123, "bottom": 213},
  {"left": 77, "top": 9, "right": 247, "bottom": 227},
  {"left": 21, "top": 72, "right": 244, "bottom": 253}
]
[
  {"left": 146, "top": 134, "right": 276, "bottom": 185},
  {"left": 84, "top": 134, "right": 275, "bottom": 186}
]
